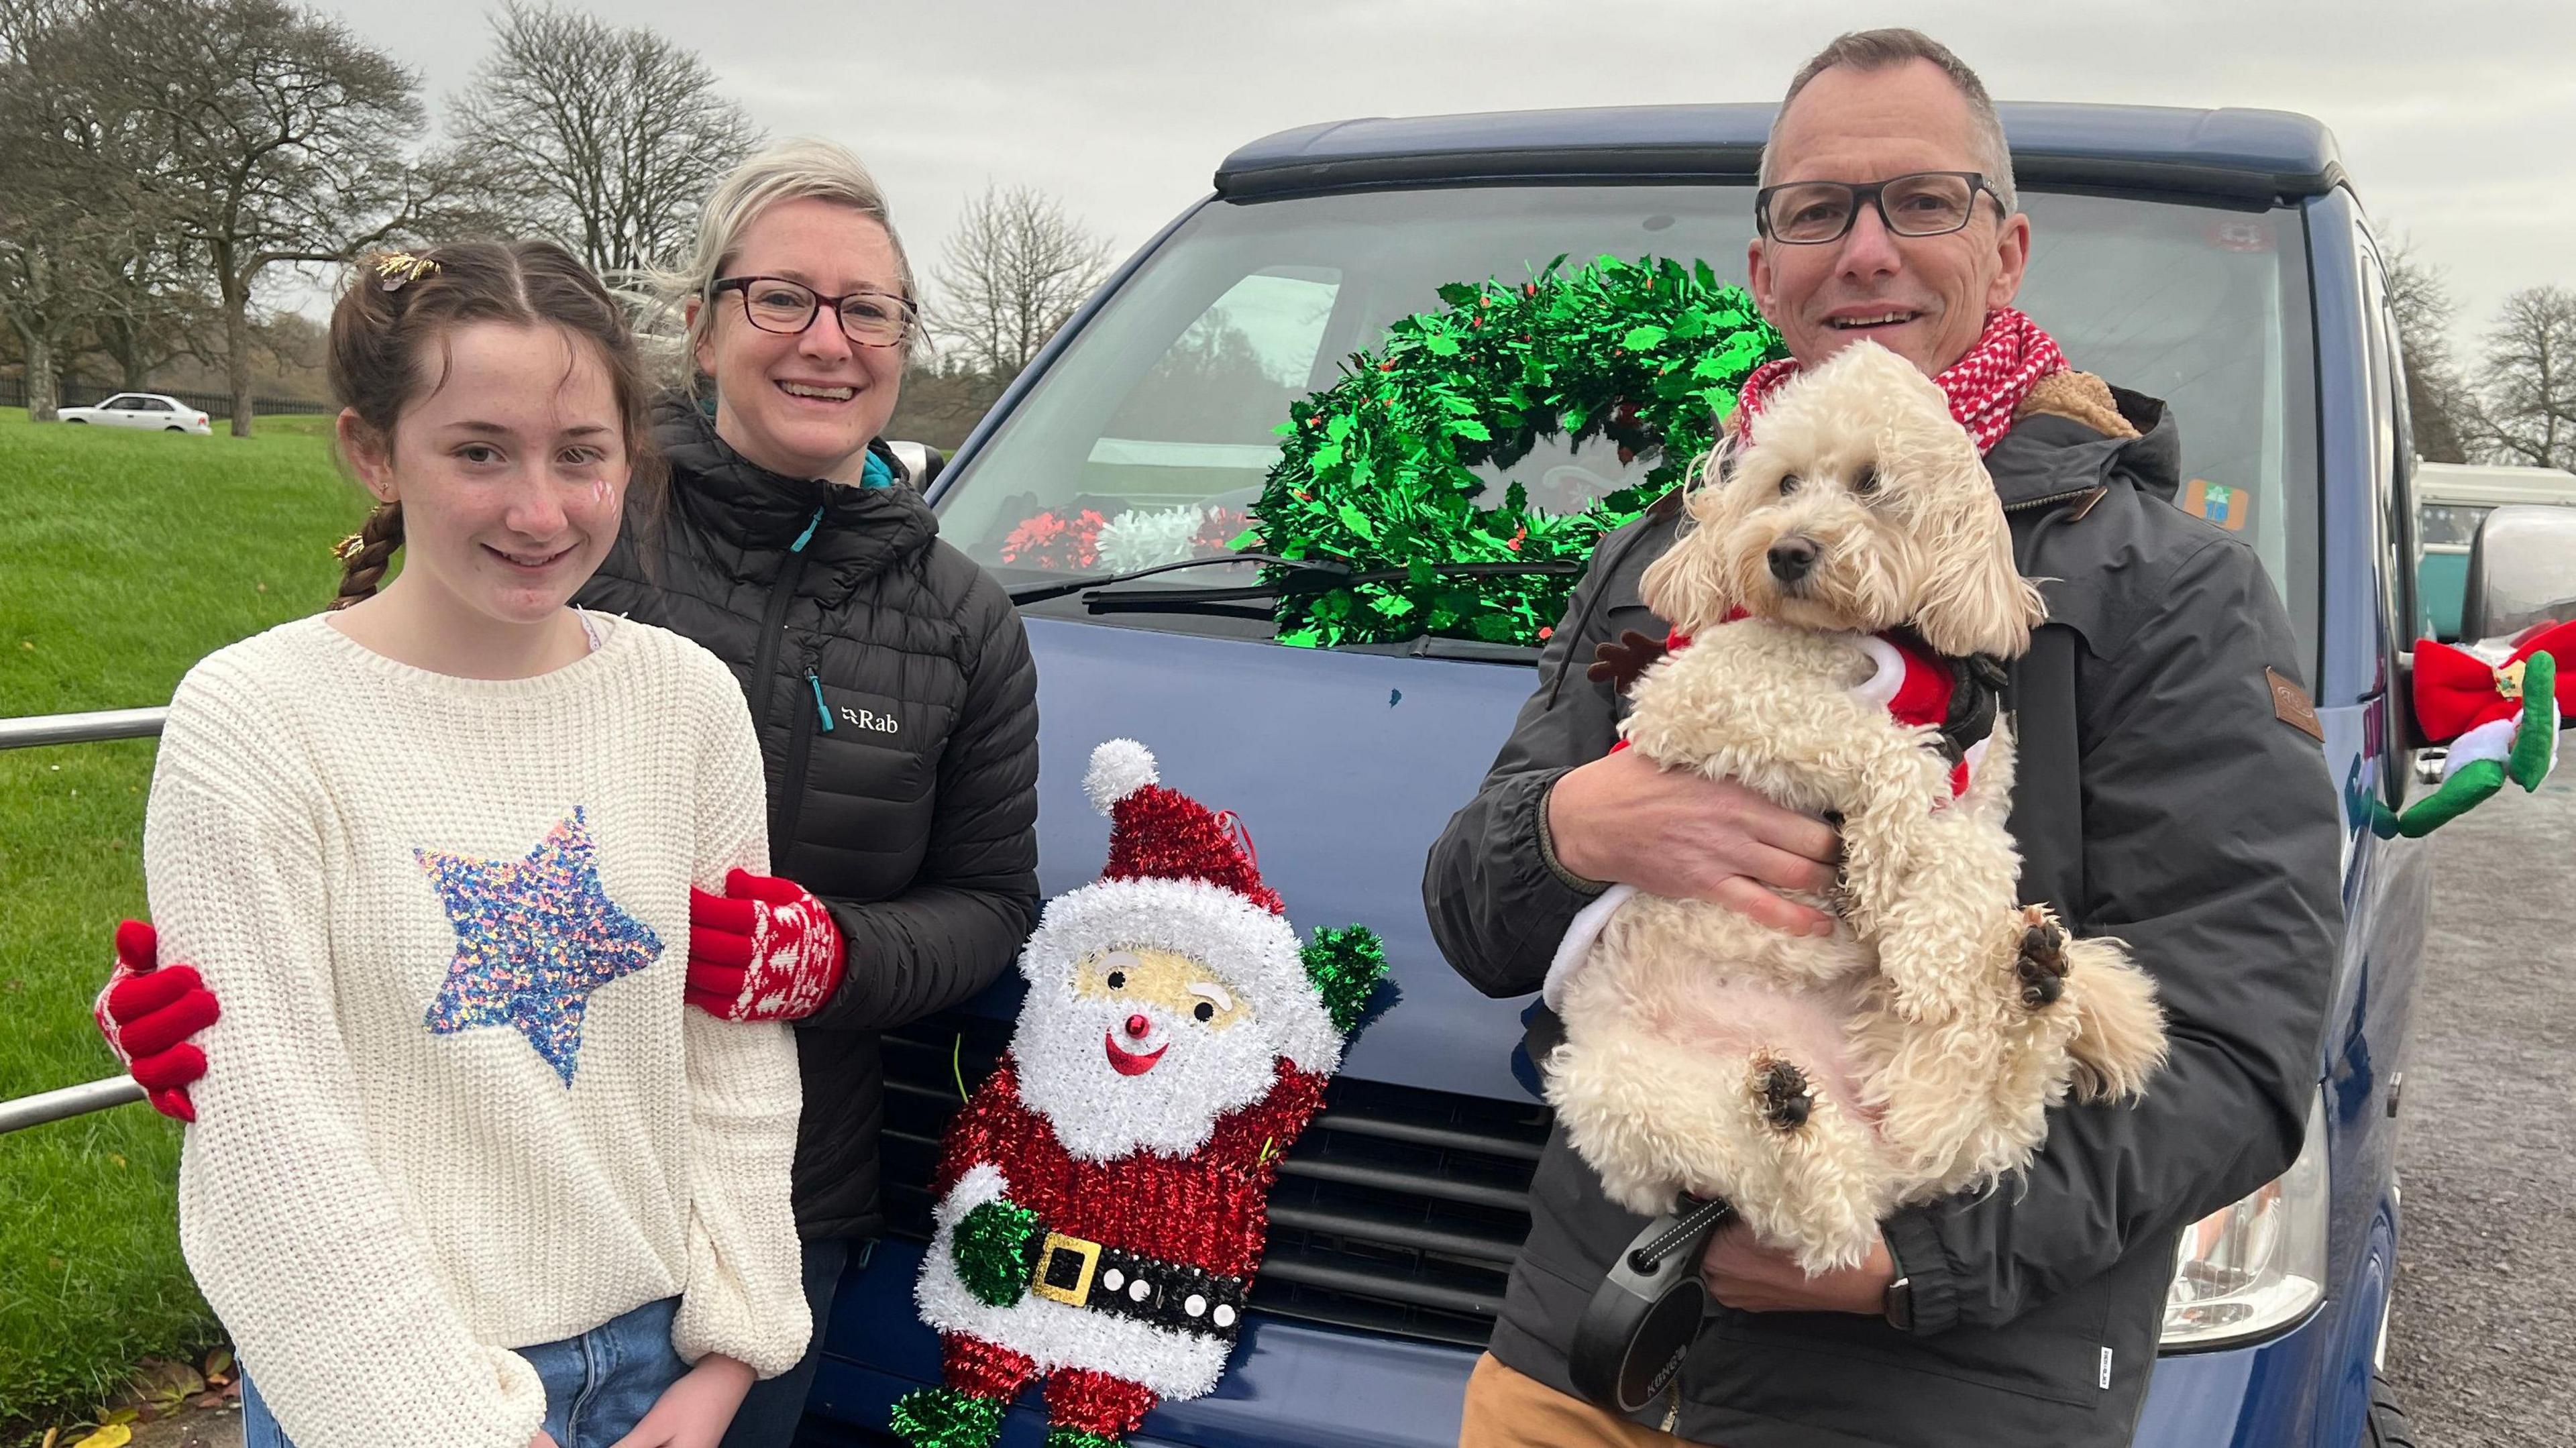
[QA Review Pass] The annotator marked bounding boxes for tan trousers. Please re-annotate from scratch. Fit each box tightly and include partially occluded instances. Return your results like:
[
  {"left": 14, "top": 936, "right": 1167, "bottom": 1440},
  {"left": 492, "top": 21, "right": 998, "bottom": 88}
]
[{"left": 1456, "top": 1353, "right": 1703, "bottom": 1447}]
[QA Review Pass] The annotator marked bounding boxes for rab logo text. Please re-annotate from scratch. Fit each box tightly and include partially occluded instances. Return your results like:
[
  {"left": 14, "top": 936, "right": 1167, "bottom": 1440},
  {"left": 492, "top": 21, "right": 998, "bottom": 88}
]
[{"left": 839, "top": 707, "right": 900, "bottom": 735}]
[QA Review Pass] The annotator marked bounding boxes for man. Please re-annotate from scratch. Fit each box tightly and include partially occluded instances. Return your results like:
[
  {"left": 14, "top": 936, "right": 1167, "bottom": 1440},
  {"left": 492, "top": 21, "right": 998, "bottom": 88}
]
[{"left": 1424, "top": 29, "right": 2344, "bottom": 1448}]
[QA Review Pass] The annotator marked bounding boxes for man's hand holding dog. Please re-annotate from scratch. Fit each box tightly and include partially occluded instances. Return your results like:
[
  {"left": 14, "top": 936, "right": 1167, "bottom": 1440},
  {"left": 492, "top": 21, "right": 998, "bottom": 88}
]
[
  {"left": 1548, "top": 748, "right": 1843, "bottom": 936},
  {"left": 1701, "top": 1221, "right": 1896, "bottom": 1316}
]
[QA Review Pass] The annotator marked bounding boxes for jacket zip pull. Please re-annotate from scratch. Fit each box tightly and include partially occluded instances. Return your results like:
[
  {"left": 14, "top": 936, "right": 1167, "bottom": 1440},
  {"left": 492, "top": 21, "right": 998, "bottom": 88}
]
[
  {"left": 791, "top": 505, "right": 824, "bottom": 553},
  {"left": 808, "top": 670, "right": 835, "bottom": 732}
]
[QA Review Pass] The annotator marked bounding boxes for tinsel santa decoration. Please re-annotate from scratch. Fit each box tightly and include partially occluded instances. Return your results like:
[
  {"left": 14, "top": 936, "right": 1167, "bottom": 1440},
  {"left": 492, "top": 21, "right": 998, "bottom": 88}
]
[
  {"left": 892, "top": 739, "right": 1387, "bottom": 1448},
  {"left": 2377, "top": 619, "right": 2570, "bottom": 836}
]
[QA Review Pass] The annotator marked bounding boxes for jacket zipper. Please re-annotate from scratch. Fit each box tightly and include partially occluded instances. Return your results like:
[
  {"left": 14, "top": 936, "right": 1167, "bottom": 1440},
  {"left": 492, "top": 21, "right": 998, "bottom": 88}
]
[
  {"left": 2001, "top": 484, "right": 2105, "bottom": 515},
  {"left": 756, "top": 505, "right": 826, "bottom": 849},
  {"left": 808, "top": 671, "right": 835, "bottom": 732}
]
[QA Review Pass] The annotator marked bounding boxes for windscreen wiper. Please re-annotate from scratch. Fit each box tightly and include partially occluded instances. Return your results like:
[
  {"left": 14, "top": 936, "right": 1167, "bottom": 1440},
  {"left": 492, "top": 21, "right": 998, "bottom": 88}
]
[
  {"left": 1004, "top": 553, "right": 1331, "bottom": 606},
  {"left": 1078, "top": 559, "right": 1583, "bottom": 612},
  {"left": 1067, "top": 560, "right": 1576, "bottom": 664}
]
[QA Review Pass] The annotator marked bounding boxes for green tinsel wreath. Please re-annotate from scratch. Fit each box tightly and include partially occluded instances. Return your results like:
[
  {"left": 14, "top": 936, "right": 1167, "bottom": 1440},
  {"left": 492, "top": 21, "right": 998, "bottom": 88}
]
[{"left": 1247, "top": 254, "right": 1784, "bottom": 650}]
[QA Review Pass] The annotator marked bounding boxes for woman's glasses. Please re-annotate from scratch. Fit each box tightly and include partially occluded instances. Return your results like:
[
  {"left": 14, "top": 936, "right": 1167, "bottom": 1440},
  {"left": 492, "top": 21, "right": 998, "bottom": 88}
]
[{"left": 712, "top": 276, "right": 919, "bottom": 347}]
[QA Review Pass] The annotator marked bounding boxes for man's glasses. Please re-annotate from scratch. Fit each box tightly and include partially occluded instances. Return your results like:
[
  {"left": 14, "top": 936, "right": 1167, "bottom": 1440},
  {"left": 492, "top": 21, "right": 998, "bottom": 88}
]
[
  {"left": 1754, "top": 171, "right": 2004, "bottom": 245},
  {"left": 712, "top": 276, "right": 919, "bottom": 347}
]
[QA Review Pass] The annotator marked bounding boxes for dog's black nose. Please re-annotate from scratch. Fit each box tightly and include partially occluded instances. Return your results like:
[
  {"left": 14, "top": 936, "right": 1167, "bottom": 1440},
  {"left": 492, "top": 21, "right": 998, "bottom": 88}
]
[{"left": 1767, "top": 537, "right": 1819, "bottom": 583}]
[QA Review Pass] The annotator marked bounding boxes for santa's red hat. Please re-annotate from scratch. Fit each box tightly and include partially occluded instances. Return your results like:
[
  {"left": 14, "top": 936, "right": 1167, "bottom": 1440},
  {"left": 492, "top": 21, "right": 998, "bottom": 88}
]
[
  {"left": 1086, "top": 738, "right": 1285, "bottom": 914},
  {"left": 1016, "top": 740, "right": 1345, "bottom": 1073}
]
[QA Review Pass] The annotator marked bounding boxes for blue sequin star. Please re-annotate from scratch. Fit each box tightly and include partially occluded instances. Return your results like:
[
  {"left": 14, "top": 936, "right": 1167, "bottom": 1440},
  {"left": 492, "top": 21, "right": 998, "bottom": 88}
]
[{"left": 417, "top": 808, "right": 662, "bottom": 1086}]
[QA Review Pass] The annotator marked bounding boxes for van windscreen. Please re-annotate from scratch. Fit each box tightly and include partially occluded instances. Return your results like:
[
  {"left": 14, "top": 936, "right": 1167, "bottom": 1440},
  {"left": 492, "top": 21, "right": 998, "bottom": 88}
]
[{"left": 936, "top": 184, "right": 2317, "bottom": 663}]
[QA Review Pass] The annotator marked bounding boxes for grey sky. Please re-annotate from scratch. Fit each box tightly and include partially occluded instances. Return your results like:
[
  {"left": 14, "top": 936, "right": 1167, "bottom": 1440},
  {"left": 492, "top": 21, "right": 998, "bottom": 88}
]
[{"left": 323, "top": 0, "right": 2572, "bottom": 359}]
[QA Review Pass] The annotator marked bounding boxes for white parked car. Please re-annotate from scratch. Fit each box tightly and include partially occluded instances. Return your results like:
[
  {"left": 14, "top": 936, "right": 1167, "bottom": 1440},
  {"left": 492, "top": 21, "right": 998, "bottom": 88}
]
[{"left": 58, "top": 393, "right": 213, "bottom": 434}]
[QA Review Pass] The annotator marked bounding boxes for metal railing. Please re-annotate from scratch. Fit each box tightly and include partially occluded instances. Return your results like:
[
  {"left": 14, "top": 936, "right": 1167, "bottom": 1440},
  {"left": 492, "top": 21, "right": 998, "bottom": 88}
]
[
  {"left": 0, "top": 1076, "right": 147, "bottom": 1133},
  {"left": 2, "top": 707, "right": 167, "bottom": 1133},
  {"left": 0, "top": 706, "right": 166, "bottom": 750}
]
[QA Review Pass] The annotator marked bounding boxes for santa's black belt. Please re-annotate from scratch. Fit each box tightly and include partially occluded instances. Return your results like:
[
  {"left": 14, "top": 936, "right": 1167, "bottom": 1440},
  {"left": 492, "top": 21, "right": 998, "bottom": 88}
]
[{"left": 1029, "top": 1229, "right": 1249, "bottom": 1343}]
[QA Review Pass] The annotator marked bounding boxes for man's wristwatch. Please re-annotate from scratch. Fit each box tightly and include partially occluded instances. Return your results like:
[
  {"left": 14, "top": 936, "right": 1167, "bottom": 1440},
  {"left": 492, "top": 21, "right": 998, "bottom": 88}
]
[{"left": 1882, "top": 1274, "right": 1914, "bottom": 1333}]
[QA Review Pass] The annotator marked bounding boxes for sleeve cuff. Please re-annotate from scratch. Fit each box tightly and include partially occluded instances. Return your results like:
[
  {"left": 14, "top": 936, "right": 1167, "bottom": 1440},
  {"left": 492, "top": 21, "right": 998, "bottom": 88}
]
[
  {"left": 1534, "top": 773, "right": 1611, "bottom": 897},
  {"left": 673, "top": 1283, "right": 812, "bottom": 1379},
  {"left": 1880, "top": 1210, "right": 1961, "bottom": 1336}
]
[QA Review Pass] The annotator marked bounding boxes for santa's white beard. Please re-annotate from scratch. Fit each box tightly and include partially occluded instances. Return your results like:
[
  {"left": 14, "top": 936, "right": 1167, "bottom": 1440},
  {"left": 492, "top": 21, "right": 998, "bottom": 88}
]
[{"left": 1014, "top": 989, "right": 1281, "bottom": 1161}]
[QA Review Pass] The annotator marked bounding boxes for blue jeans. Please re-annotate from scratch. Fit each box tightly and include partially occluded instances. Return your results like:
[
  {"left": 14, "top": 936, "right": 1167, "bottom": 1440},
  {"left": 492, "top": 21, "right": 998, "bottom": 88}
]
[
  {"left": 716, "top": 1237, "right": 859, "bottom": 1448},
  {"left": 242, "top": 1296, "right": 689, "bottom": 1448}
]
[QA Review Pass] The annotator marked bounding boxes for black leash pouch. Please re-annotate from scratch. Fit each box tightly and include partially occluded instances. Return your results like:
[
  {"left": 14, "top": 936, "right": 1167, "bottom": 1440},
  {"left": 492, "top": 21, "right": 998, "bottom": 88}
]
[{"left": 1567, "top": 1194, "right": 1734, "bottom": 1414}]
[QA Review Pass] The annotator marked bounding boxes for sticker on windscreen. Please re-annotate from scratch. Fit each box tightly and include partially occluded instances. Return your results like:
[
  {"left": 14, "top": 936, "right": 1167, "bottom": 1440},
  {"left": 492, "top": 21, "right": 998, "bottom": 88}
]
[{"left": 2186, "top": 478, "right": 2251, "bottom": 531}]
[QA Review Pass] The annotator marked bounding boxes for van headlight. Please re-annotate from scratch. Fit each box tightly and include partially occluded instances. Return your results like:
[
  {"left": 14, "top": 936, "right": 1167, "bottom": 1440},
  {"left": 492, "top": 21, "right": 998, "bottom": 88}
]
[{"left": 2159, "top": 1089, "right": 2330, "bottom": 1349}]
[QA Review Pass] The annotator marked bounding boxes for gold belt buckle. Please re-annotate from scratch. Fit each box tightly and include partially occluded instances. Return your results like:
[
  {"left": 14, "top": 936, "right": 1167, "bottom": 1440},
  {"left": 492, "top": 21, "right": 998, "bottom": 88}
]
[{"left": 1030, "top": 1230, "right": 1104, "bottom": 1306}]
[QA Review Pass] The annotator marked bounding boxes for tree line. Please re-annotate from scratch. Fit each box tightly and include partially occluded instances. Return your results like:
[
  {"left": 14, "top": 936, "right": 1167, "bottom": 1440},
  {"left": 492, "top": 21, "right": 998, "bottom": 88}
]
[
  {"left": 0, "top": 0, "right": 1116, "bottom": 443},
  {"left": 2386, "top": 242, "right": 2575, "bottom": 472},
  {"left": 41, "top": 2, "right": 2548, "bottom": 474}
]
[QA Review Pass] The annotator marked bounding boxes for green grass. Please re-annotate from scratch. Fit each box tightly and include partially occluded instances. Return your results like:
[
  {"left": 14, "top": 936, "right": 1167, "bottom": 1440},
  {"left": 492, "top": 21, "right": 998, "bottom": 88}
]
[{"left": 0, "top": 406, "right": 368, "bottom": 1428}]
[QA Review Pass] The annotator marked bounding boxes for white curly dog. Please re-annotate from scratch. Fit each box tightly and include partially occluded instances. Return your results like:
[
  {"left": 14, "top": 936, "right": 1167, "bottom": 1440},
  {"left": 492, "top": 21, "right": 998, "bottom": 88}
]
[{"left": 1543, "top": 341, "right": 2169, "bottom": 1274}]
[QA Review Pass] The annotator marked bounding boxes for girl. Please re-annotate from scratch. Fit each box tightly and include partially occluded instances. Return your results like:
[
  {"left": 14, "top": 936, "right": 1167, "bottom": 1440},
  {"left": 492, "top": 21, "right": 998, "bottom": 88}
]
[
  {"left": 107, "top": 143, "right": 1042, "bottom": 1448},
  {"left": 143, "top": 241, "right": 808, "bottom": 1448}
]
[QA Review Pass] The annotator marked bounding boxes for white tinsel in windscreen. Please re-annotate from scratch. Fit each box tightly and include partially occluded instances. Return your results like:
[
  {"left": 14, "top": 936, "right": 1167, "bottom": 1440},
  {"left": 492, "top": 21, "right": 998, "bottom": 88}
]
[{"left": 1094, "top": 505, "right": 1211, "bottom": 574}]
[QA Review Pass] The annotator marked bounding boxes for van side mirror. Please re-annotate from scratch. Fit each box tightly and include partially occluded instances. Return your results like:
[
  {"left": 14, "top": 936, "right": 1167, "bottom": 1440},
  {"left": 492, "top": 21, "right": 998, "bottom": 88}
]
[
  {"left": 885, "top": 439, "right": 947, "bottom": 491},
  {"left": 2461, "top": 505, "right": 2576, "bottom": 642},
  {"left": 2396, "top": 504, "right": 2576, "bottom": 759}
]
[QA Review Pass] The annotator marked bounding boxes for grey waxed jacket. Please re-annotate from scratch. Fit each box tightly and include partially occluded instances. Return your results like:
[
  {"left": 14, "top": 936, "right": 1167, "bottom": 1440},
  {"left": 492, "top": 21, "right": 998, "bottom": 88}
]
[{"left": 1421, "top": 384, "right": 2345, "bottom": 1447}]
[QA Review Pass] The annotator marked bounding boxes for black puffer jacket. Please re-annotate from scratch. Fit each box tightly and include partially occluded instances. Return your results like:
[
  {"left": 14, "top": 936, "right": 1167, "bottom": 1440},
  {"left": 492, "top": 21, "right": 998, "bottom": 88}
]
[
  {"left": 1424, "top": 385, "right": 2344, "bottom": 1446},
  {"left": 579, "top": 401, "right": 1040, "bottom": 1241}
]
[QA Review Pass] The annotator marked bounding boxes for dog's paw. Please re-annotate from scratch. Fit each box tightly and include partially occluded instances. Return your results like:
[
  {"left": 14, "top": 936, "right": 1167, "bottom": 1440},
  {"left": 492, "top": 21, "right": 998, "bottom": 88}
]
[
  {"left": 1752, "top": 1056, "right": 1815, "bottom": 1132},
  {"left": 2014, "top": 903, "right": 2069, "bottom": 1010}
]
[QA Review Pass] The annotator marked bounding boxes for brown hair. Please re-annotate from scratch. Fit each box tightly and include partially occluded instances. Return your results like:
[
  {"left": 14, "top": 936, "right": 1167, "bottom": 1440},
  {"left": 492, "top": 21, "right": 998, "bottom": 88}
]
[
  {"left": 1762, "top": 28, "right": 2017, "bottom": 215},
  {"left": 325, "top": 239, "right": 666, "bottom": 609}
]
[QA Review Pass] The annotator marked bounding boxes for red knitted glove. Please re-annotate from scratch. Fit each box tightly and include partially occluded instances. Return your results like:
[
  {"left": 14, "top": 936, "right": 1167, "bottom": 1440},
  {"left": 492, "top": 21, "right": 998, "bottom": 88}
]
[
  {"left": 686, "top": 870, "right": 847, "bottom": 1022},
  {"left": 94, "top": 920, "right": 219, "bottom": 1123}
]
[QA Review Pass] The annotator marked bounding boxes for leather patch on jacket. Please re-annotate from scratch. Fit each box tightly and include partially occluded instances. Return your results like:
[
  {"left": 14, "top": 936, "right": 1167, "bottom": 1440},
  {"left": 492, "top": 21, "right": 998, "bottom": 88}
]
[{"left": 2268, "top": 668, "right": 2324, "bottom": 741}]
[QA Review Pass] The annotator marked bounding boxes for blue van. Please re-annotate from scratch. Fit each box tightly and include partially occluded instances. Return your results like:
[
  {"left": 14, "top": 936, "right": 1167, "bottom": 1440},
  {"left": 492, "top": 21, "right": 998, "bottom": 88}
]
[{"left": 801, "top": 103, "right": 2444, "bottom": 1448}]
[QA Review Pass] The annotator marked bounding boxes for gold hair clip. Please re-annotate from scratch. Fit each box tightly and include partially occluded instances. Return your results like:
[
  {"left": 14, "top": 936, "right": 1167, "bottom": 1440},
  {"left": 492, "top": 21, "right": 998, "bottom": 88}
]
[
  {"left": 374, "top": 252, "right": 439, "bottom": 292},
  {"left": 333, "top": 531, "right": 368, "bottom": 563}
]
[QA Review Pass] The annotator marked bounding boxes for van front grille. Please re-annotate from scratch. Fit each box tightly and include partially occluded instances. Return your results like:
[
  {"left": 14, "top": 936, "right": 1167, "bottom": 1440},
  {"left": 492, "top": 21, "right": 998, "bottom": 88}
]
[{"left": 878, "top": 1012, "right": 1550, "bottom": 1349}]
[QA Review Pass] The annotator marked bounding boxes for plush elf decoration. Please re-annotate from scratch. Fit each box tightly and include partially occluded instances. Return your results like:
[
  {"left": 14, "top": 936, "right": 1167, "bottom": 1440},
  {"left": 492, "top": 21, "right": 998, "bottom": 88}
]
[
  {"left": 2377, "top": 620, "right": 2571, "bottom": 837},
  {"left": 892, "top": 740, "right": 1387, "bottom": 1448}
]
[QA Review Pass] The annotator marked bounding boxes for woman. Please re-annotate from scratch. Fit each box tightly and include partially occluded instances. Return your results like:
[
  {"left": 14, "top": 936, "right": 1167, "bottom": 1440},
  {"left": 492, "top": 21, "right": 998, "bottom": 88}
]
[
  {"left": 146, "top": 240, "right": 808, "bottom": 1448},
  {"left": 100, "top": 144, "right": 1044, "bottom": 1448}
]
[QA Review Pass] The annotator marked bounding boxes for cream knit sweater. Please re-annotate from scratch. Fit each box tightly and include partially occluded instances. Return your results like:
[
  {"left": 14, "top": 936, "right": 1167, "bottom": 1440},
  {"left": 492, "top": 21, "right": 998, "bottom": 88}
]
[{"left": 144, "top": 614, "right": 809, "bottom": 1448}]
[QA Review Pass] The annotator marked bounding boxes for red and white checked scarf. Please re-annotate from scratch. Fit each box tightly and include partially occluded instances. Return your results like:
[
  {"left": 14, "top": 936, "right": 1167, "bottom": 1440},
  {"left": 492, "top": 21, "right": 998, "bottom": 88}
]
[{"left": 1733, "top": 307, "right": 2068, "bottom": 454}]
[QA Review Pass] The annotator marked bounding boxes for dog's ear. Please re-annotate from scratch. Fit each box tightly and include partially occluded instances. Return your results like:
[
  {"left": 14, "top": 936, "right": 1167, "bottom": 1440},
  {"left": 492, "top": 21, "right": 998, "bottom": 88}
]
[
  {"left": 1640, "top": 440, "right": 1745, "bottom": 633},
  {"left": 1908, "top": 441, "right": 2047, "bottom": 659}
]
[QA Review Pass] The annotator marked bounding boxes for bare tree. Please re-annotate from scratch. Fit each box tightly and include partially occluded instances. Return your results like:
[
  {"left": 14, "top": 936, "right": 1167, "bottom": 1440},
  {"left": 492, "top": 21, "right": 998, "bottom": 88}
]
[
  {"left": 87, "top": 248, "right": 221, "bottom": 391},
  {"left": 2472, "top": 286, "right": 2576, "bottom": 472},
  {"left": 0, "top": 0, "right": 113, "bottom": 419},
  {"left": 0, "top": 208, "right": 94, "bottom": 420},
  {"left": 453, "top": 3, "right": 761, "bottom": 277},
  {"left": 33, "top": 0, "right": 458, "bottom": 435},
  {"left": 931, "top": 183, "right": 1114, "bottom": 380},
  {"left": 2381, "top": 237, "right": 2476, "bottom": 465}
]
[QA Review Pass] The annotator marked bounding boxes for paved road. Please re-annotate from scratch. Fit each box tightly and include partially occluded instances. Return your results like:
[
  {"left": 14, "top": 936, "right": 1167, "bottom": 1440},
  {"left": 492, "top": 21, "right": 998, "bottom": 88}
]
[{"left": 2382, "top": 765, "right": 2576, "bottom": 1445}]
